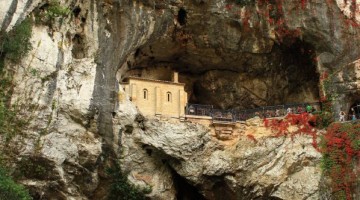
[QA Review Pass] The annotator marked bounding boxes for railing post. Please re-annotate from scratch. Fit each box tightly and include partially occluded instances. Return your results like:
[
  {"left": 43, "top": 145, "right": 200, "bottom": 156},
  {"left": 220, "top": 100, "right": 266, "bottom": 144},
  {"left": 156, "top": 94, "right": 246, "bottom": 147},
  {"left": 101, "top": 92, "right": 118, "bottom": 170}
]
[{"left": 232, "top": 109, "right": 235, "bottom": 122}]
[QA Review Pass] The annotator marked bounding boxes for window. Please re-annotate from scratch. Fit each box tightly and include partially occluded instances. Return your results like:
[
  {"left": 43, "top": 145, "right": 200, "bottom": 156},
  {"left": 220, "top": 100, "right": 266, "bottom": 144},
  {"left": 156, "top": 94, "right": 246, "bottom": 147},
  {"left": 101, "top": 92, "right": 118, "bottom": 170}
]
[
  {"left": 166, "top": 92, "right": 172, "bottom": 102},
  {"left": 143, "top": 89, "right": 148, "bottom": 100}
]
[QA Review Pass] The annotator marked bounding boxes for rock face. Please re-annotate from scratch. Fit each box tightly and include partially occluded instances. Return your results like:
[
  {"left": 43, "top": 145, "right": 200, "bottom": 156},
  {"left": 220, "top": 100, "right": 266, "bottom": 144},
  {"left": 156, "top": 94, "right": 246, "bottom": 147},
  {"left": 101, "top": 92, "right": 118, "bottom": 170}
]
[
  {"left": 1, "top": 0, "right": 360, "bottom": 199},
  {"left": 119, "top": 102, "right": 322, "bottom": 199}
]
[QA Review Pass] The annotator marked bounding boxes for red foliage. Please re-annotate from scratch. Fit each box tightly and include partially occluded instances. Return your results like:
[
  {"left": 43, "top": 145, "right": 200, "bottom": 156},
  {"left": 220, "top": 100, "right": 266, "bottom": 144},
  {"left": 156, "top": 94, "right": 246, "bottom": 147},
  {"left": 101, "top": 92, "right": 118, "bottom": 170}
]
[
  {"left": 242, "top": 10, "right": 251, "bottom": 29},
  {"left": 246, "top": 134, "right": 257, "bottom": 143},
  {"left": 225, "top": 4, "right": 232, "bottom": 11},
  {"left": 264, "top": 112, "right": 360, "bottom": 199},
  {"left": 264, "top": 113, "right": 318, "bottom": 148},
  {"left": 320, "top": 71, "right": 329, "bottom": 80},
  {"left": 301, "top": 0, "right": 307, "bottom": 9},
  {"left": 320, "top": 123, "right": 360, "bottom": 199}
]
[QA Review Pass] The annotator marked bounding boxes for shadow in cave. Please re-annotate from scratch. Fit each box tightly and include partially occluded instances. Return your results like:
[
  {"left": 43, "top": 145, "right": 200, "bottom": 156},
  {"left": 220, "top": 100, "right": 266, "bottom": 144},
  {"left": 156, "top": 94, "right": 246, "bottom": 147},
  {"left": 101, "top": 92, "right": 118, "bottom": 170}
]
[
  {"left": 349, "top": 101, "right": 360, "bottom": 119},
  {"left": 171, "top": 168, "right": 206, "bottom": 200},
  {"left": 124, "top": 34, "right": 320, "bottom": 111},
  {"left": 280, "top": 38, "right": 319, "bottom": 99}
]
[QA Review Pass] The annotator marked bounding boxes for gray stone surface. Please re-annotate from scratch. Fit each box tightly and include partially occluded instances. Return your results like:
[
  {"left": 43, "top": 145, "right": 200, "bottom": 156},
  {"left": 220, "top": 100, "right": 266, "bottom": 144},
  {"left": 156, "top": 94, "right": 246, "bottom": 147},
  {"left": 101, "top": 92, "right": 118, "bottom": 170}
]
[{"left": 1, "top": 0, "right": 360, "bottom": 199}]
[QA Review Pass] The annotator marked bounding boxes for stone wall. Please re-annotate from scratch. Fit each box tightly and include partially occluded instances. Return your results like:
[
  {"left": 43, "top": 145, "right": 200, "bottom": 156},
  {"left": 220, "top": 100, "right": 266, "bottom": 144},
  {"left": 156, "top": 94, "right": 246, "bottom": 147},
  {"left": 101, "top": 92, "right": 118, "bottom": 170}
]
[{"left": 121, "top": 77, "right": 187, "bottom": 118}]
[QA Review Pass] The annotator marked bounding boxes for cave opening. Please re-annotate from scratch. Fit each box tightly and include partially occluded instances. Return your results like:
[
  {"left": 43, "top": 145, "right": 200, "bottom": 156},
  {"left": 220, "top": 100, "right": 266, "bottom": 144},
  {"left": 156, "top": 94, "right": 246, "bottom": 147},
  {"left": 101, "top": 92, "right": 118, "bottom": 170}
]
[
  {"left": 349, "top": 101, "right": 360, "bottom": 119},
  {"left": 212, "top": 181, "right": 236, "bottom": 200},
  {"left": 170, "top": 168, "right": 206, "bottom": 200},
  {"left": 177, "top": 8, "right": 187, "bottom": 26},
  {"left": 72, "top": 6, "right": 81, "bottom": 18},
  {"left": 72, "top": 34, "right": 86, "bottom": 59},
  {"left": 121, "top": 36, "right": 320, "bottom": 111}
]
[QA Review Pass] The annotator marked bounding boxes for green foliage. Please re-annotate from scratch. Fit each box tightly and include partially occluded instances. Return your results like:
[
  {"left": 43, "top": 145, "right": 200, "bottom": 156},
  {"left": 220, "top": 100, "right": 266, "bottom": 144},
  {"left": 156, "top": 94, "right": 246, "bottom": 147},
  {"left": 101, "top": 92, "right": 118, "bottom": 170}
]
[
  {"left": 353, "top": 139, "right": 360, "bottom": 151},
  {"left": 16, "top": 158, "right": 47, "bottom": 180},
  {"left": 1, "top": 18, "right": 33, "bottom": 63},
  {"left": 314, "top": 111, "right": 334, "bottom": 129},
  {"left": 0, "top": 102, "right": 27, "bottom": 142},
  {"left": 0, "top": 166, "right": 32, "bottom": 200},
  {"left": 319, "top": 122, "right": 360, "bottom": 199},
  {"left": 0, "top": 18, "right": 32, "bottom": 142},
  {"left": 107, "top": 162, "right": 151, "bottom": 200},
  {"left": 320, "top": 154, "right": 334, "bottom": 172},
  {"left": 35, "top": 0, "right": 70, "bottom": 24},
  {"left": 46, "top": 0, "right": 70, "bottom": 19}
]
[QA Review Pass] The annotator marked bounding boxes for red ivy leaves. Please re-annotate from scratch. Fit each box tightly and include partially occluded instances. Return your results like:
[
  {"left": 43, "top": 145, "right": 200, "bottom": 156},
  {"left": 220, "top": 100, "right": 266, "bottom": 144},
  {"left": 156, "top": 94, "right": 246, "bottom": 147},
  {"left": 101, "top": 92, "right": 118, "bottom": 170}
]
[
  {"left": 246, "top": 134, "right": 257, "bottom": 143},
  {"left": 321, "top": 123, "right": 360, "bottom": 199},
  {"left": 225, "top": 4, "right": 232, "bottom": 11},
  {"left": 264, "top": 114, "right": 360, "bottom": 199},
  {"left": 264, "top": 113, "right": 318, "bottom": 148}
]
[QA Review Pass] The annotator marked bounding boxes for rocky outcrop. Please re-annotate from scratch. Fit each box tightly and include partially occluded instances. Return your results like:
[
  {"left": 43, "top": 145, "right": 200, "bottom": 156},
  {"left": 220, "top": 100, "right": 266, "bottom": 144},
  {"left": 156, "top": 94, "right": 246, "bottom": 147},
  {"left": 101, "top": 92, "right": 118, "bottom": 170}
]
[
  {"left": 0, "top": 0, "right": 42, "bottom": 32},
  {"left": 119, "top": 99, "right": 323, "bottom": 199},
  {"left": 1, "top": 0, "right": 360, "bottom": 199}
]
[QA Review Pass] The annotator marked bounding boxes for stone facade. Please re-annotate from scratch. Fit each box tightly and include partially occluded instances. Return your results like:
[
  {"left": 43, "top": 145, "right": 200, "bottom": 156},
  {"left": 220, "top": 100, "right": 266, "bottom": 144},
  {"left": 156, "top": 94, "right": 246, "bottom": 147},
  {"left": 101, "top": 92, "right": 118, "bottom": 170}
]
[{"left": 121, "top": 73, "right": 188, "bottom": 118}]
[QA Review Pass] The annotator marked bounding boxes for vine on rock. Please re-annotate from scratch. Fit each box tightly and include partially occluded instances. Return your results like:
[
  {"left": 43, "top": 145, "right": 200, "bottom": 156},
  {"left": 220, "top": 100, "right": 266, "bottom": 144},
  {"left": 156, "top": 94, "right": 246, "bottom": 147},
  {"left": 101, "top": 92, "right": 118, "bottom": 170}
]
[
  {"left": 225, "top": 0, "right": 360, "bottom": 43},
  {"left": 318, "top": 71, "right": 336, "bottom": 128},
  {"left": 264, "top": 113, "right": 318, "bottom": 149},
  {"left": 264, "top": 112, "right": 360, "bottom": 199},
  {"left": 320, "top": 123, "right": 360, "bottom": 200}
]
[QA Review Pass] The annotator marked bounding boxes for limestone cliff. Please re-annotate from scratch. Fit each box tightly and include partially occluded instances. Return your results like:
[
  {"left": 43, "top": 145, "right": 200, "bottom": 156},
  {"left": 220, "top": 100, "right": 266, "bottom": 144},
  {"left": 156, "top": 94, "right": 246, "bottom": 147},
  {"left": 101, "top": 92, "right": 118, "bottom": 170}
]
[{"left": 0, "top": 0, "right": 360, "bottom": 199}]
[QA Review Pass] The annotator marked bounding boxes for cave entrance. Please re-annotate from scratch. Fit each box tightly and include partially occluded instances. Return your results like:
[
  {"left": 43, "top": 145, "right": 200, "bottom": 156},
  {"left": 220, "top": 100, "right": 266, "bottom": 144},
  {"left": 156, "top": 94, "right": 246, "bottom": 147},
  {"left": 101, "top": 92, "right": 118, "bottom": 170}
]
[
  {"left": 177, "top": 8, "right": 187, "bottom": 26},
  {"left": 349, "top": 101, "right": 360, "bottom": 119},
  {"left": 121, "top": 35, "right": 319, "bottom": 111},
  {"left": 171, "top": 168, "right": 205, "bottom": 200}
]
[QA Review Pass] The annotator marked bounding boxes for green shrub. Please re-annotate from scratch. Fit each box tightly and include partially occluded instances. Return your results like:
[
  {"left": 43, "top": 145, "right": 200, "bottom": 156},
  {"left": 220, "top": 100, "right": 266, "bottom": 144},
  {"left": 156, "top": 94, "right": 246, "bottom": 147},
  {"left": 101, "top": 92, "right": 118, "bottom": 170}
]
[
  {"left": 353, "top": 139, "right": 360, "bottom": 151},
  {"left": 0, "top": 18, "right": 32, "bottom": 141},
  {"left": 314, "top": 111, "right": 334, "bottom": 129},
  {"left": 107, "top": 162, "right": 151, "bottom": 200},
  {"left": 320, "top": 154, "right": 333, "bottom": 172},
  {"left": 0, "top": 166, "right": 32, "bottom": 200},
  {"left": 0, "top": 100, "right": 28, "bottom": 142},
  {"left": 46, "top": 0, "right": 70, "bottom": 18},
  {"left": 1, "top": 17, "right": 33, "bottom": 63},
  {"left": 35, "top": 0, "right": 70, "bottom": 25}
]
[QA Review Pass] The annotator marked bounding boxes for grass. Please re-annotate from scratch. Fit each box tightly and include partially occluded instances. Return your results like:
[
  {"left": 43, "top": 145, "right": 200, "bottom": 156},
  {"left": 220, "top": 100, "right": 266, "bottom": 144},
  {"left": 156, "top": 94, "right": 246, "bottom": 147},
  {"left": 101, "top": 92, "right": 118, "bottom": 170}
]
[{"left": 0, "top": 165, "right": 32, "bottom": 200}]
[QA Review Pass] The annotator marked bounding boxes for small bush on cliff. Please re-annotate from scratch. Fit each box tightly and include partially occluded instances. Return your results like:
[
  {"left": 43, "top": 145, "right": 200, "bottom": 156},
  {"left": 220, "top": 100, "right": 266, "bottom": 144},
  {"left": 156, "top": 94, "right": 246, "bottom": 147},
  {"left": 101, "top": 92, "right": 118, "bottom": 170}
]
[
  {"left": 34, "top": 0, "right": 70, "bottom": 25},
  {"left": 0, "top": 102, "right": 25, "bottom": 141},
  {"left": 107, "top": 162, "right": 151, "bottom": 200},
  {"left": 0, "top": 165, "right": 32, "bottom": 200},
  {"left": 0, "top": 17, "right": 33, "bottom": 65},
  {"left": 314, "top": 111, "right": 334, "bottom": 129},
  {"left": 0, "top": 18, "right": 32, "bottom": 141}
]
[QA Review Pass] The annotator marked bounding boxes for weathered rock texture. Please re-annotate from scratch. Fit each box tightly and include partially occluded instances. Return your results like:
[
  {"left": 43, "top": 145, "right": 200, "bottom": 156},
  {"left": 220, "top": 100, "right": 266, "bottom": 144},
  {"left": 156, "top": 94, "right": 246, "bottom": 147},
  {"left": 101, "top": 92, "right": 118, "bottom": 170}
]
[
  {"left": 119, "top": 97, "right": 323, "bottom": 199},
  {"left": 1, "top": 0, "right": 360, "bottom": 199}
]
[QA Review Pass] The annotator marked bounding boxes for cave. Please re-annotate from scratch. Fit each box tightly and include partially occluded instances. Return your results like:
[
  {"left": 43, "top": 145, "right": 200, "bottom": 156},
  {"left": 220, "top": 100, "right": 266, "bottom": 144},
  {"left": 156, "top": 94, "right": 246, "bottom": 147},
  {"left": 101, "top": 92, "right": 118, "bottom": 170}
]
[
  {"left": 72, "top": 6, "right": 81, "bottom": 18},
  {"left": 118, "top": 1, "right": 321, "bottom": 111},
  {"left": 121, "top": 36, "right": 320, "bottom": 111},
  {"left": 349, "top": 101, "right": 360, "bottom": 119},
  {"left": 72, "top": 34, "right": 86, "bottom": 59},
  {"left": 177, "top": 8, "right": 187, "bottom": 26},
  {"left": 171, "top": 168, "right": 206, "bottom": 200}
]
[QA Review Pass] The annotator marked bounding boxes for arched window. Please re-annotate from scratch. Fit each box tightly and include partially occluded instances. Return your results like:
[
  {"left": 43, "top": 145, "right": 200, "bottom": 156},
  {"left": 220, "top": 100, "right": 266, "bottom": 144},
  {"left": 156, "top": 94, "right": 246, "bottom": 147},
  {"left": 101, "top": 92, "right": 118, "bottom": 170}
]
[
  {"left": 166, "top": 92, "right": 172, "bottom": 102},
  {"left": 143, "top": 89, "right": 148, "bottom": 100}
]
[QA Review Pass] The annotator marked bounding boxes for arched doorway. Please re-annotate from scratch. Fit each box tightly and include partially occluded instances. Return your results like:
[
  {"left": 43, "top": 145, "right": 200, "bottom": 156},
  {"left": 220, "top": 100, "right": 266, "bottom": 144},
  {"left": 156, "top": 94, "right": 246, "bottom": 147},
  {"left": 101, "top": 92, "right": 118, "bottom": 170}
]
[{"left": 349, "top": 101, "right": 360, "bottom": 120}]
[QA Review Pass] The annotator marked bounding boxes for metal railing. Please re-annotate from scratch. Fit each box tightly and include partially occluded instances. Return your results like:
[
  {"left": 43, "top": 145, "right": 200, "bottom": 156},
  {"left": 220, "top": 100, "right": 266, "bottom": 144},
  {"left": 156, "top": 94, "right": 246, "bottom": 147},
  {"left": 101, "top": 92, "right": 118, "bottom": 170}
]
[
  {"left": 185, "top": 104, "right": 213, "bottom": 116},
  {"left": 185, "top": 102, "right": 322, "bottom": 122},
  {"left": 211, "top": 109, "right": 234, "bottom": 122}
]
